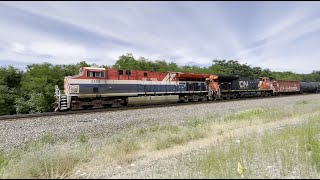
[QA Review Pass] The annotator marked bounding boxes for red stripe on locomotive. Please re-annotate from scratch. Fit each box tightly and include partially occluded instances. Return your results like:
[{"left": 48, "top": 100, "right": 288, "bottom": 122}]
[
  {"left": 72, "top": 67, "right": 171, "bottom": 81},
  {"left": 71, "top": 67, "right": 210, "bottom": 82}
]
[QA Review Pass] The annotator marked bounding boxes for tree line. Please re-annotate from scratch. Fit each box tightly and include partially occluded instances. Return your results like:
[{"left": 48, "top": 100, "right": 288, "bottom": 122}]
[{"left": 1, "top": 53, "right": 319, "bottom": 115}]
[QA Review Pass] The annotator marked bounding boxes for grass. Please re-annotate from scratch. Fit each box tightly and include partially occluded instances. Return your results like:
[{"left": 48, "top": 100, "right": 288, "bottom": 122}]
[
  {"left": 223, "top": 107, "right": 271, "bottom": 122},
  {"left": 97, "top": 122, "right": 208, "bottom": 164},
  {"left": 2, "top": 146, "right": 91, "bottom": 179},
  {"left": 78, "top": 133, "right": 88, "bottom": 144},
  {"left": 1, "top": 99, "right": 320, "bottom": 178},
  {"left": 136, "top": 123, "right": 208, "bottom": 150},
  {"left": 0, "top": 153, "right": 9, "bottom": 171},
  {"left": 0, "top": 133, "right": 93, "bottom": 179},
  {"left": 103, "top": 136, "right": 140, "bottom": 164},
  {"left": 189, "top": 115, "right": 320, "bottom": 178},
  {"left": 22, "top": 133, "right": 60, "bottom": 152}
]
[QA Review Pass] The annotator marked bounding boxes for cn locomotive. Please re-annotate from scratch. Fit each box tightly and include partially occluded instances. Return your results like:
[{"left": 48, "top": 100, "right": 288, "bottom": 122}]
[{"left": 54, "top": 67, "right": 320, "bottom": 111}]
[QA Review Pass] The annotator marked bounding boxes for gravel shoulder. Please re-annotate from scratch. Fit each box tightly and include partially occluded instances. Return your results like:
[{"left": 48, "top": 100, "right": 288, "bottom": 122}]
[
  {"left": 1, "top": 94, "right": 319, "bottom": 152},
  {"left": 86, "top": 114, "right": 311, "bottom": 179}
]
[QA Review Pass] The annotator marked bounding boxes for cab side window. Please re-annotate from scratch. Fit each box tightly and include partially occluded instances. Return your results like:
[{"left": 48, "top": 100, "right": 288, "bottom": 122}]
[
  {"left": 86, "top": 70, "right": 104, "bottom": 78},
  {"left": 94, "top": 72, "right": 100, "bottom": 77}
]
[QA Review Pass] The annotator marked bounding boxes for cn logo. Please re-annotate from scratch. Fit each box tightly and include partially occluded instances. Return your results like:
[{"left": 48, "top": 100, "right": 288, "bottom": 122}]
[{"left": 239, "top": 81, "right": 249, "bottom": 88}]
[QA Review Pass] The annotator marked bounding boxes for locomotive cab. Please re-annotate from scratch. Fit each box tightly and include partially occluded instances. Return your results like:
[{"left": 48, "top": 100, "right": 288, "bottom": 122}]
[
  {"left": 259, "top": 77, "right": 272, "bottom": 90},
  {"left": 82, "top": 67, "right": 106, "bottom": 79}
]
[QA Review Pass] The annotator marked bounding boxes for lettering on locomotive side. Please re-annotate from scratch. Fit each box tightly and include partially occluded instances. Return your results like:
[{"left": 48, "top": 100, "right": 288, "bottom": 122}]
[
  {"left": 239, "top": 81, "right": 249, "bottom": 88},
  {"left": 91, "top": 79, "right": 101, "bottom": 83}
]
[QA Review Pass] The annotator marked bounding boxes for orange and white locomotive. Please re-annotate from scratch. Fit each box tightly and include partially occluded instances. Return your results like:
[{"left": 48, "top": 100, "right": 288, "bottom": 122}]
[{"left": 55, "top": 67, "right": 211, "bottom": 111}]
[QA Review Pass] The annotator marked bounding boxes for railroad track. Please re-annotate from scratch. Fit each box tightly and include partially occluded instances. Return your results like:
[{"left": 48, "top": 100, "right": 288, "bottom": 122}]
[{"left": 0, "top": 93, "right": 314, "bottom": 121}]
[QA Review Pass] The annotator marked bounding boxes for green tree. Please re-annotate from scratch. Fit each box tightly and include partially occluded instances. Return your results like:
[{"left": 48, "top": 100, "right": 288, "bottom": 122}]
[
  {"left": 152, "top": 60, "right": 169, "bottom": 72},
  {"left": 167, "top": 62, "right": 181, "bottom": 72},
  {"left": 78, "top": 60, "right": 90, "bottom": 67},
  {"left": 0, "top": 66, "right": 24, "bottom": 89},
  {"left": 136, "top": 57, "right": 152, "bottom": 71},
  {"left": 100, "top": 65, "right": 111, "bottom": 68},
  {"left": 0, "top": 66, "right": 24, "bottom": 115},
  {"left": 113, "top": 53, "right": 138, "bottom": 70},
  {"left": 15, "top": 92, "right": 47, "bottom": 114},
  {"left": 60, "top": 64, "right": 79, "bottom": 76},
  {"left": 21, "top": 63, "right": 65, "bottom": 112},
  {"left": 0, "top": 85, "right": 18, "bottom": 115},
  {"left": 61, "top": 61, "right": 91, "bottom": 76}
]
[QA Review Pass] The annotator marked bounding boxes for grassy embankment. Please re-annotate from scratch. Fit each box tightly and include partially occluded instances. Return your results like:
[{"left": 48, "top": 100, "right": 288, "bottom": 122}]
[{"left": 0, "top": 99, "right": 319, "bottom": 178}]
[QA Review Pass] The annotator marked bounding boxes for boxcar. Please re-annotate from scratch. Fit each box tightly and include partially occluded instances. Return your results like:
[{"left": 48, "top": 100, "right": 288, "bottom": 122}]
[{"left": 272, "top": 80, "right": 300, "bottom": 95}]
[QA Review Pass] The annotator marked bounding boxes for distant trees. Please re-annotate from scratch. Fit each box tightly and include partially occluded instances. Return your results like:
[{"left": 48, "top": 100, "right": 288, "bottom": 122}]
[
  {"left": 17, "top": 63, "right": 65, "bottom": 113},
  {"left": 0, "top": 54, "right": 319, "bottom": 115},
  {"left": 113, "top": 53, "right": 138, "bottom": 70},
  {"left": 0, "top": 66, "right": 23, "bottom": 115},
  {"left": 208, "top": 60, "right": 255, "bottom": 77}
]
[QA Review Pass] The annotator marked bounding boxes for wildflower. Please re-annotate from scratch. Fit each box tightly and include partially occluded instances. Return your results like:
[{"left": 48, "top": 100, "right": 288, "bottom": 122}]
[{"left": 237, "top": 162, "right": 244, "bottom": 177}]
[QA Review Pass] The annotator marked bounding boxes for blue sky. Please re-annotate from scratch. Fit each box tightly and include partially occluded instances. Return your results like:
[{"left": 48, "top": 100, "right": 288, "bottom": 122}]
[{"left": 0, "top": 1, "right": 320, "bottom": 73}]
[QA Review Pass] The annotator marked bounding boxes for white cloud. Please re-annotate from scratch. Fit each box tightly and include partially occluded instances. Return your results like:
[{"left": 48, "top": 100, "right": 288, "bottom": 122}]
[
  {"left": 0, "top": 1, "right": 320, "bottom": 73},
  {"left": 11, "top": 42, "right": 26, "bottom": 54},
  {"left": 29, "top": 41, "right": 87, "bottom": 59}
]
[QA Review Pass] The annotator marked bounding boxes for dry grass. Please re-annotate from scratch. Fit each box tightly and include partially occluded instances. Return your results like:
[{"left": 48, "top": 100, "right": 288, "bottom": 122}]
[
  {"left": 0, "top": 133, "right": 93, "bottom": 179},
  {"left": 193, "top": 114, "right": 320, "bottom": 179},
  {"left": 1, "top": 99, "right": 320, "bottom": 178}
]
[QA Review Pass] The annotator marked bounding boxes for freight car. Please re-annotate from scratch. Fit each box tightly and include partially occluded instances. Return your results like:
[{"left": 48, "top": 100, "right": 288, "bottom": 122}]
[
  {"left": 300, "top": 82, "right": 320, "bottom": 93},
  {"left": 272, "top": 80, "right": 301, "bottom": 95},
  {"left": 54, "top": 66, "right": 320, "bottom": 111}
]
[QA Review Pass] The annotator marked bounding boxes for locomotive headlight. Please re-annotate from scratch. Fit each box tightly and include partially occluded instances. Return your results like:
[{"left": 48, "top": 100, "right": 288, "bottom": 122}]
[{"left": 70, "top": 85, "right": 79, "bottom": 93}]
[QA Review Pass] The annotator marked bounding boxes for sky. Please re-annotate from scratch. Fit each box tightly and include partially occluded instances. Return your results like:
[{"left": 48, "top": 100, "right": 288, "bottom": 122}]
[{"left": 0, "top": 1, "right": 320, "bottom": 73}]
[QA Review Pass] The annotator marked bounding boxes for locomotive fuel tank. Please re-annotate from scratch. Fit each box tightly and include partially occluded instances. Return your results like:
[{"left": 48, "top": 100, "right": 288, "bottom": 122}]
[{"left": 127, "top": 95, "right": 179, "bottom": 106}]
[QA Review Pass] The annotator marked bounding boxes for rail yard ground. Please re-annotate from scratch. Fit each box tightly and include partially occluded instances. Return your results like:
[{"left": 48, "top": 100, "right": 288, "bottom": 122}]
[{"left": 1, "top": 94, "right": 320, "bottom": 178}]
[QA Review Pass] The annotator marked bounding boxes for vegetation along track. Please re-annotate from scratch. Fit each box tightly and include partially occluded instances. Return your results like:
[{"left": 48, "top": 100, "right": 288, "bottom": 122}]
[{"left": 0, "top": 93, "right": 313, "bottom": 121}]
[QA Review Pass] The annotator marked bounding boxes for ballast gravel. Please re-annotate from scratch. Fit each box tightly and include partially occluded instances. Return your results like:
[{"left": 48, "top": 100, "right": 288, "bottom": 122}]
[{"left": 1, "top": 94, "right": 320, "bottom": 152}]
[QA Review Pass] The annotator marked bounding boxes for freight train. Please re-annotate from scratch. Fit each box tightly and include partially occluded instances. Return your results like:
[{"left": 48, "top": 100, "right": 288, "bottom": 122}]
[{"left": 54, "top": 67, "right": 320, "bottom": 111}]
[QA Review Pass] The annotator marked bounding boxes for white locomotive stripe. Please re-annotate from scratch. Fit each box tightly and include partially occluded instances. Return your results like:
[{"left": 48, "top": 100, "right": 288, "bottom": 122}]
[
  {"left": 69, "top": 91, "right": 209, "bottom": 97},
  {"left": 69, "top": 79, "right": 205, "bottom": 85},
  {"left": 170, "top": 73, "right": 176, "bottom": 81},
  {"left": 162, "top": 73, "right": 170, "bottom": 82},
  {"left": 161, "top": 72, "right": 176, "bottom": 82}
]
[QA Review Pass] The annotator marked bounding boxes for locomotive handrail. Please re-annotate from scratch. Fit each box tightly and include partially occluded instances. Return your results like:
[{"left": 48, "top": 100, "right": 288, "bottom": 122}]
[
  {"left": 55, "top": 85, "right": 60, "bottom": 97},
  {"left": 54, "top": 85, "right": 61, "bottom": 111}
]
